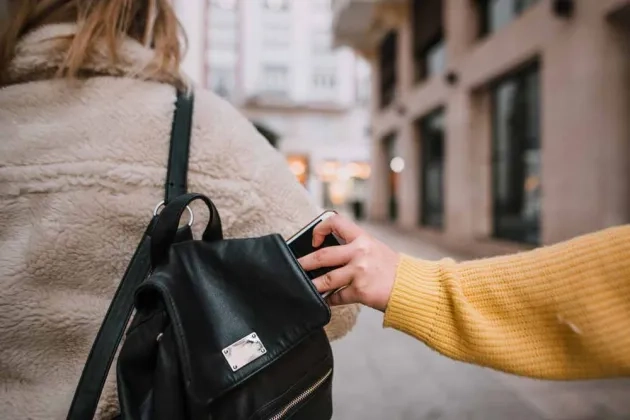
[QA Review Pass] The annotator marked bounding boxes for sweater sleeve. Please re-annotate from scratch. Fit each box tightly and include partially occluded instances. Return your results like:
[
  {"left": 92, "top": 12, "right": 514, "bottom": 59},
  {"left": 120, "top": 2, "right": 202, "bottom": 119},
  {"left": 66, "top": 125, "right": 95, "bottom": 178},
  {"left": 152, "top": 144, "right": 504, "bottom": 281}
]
[{"left": 383, "top": 225, "right": 630, "bottom": 380}]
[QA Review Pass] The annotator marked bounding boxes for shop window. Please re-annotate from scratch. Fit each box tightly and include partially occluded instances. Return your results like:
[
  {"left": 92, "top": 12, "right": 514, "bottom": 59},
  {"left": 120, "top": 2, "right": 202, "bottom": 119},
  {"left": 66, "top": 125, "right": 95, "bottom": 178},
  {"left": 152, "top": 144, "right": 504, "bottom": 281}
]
[
  {"left": 479, "top": 0, "right": 540, "bottom": 36},
  {"left": 491, "top": 62, "right": 541, "bottom": 244},
  {"left": 411, "top": 0, "right": 445, "bottom": 82},
  {"left": 419, "top": 108, "right": 445, "bottom": 228},
  {"left": 379, "top": 31, "right": 397, "bottom": 109}
]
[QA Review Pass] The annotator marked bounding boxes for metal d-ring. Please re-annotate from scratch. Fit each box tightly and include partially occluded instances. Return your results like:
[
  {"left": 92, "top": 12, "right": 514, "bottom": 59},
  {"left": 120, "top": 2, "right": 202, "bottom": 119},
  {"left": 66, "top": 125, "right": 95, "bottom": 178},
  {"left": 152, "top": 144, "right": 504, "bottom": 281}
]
[{"left": 152, "top": 200, "right": 194, "bottom": 227}]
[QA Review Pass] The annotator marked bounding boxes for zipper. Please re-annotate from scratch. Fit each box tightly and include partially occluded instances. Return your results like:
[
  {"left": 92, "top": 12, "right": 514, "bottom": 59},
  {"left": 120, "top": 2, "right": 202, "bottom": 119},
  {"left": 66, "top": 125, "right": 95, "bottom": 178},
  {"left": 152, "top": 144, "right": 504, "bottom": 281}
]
[{"left": 268, "top": 369, "right": 332, "bottom": 420}]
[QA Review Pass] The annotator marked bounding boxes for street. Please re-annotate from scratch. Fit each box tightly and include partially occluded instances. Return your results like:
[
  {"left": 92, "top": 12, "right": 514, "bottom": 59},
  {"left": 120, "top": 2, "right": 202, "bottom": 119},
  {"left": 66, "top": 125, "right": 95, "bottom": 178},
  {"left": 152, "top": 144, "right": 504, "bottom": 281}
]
[{"left": 330, "top": 223, "right": 630, "bottom": 420}]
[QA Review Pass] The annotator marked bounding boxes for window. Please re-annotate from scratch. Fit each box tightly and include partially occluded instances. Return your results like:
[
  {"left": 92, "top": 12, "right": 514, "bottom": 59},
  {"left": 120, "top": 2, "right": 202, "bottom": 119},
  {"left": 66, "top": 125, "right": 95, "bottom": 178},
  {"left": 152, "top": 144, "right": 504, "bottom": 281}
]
[
  {"left": 424, "top": 37, "right": 446, "bottom": 79},
  {"left": 264, "top": 0, "right": 290, "bottom": 11},
  {"left": 314, "top": 0, "right": 332, "bottom": 12},
  {"left": 207, "top": 67, "right": 235, "bottom": 98},
  {"left": 355, "top": 60, "right": 371, "bottom": 106},
  {"left": 209, "top": 7, "right": 238, "bottom": 29},
  {"left": 261, "top": 65, "right": 289, "bottom": 93},
  {"left": 312, "top": 69, "right": 337, "bottom": 90},
  {"left": 312, "top": 31, "right": 332, "bottom": 54},
  {"left": 492, "top": 63, "right": 540, "bottom": 244},
  {"left": 378, "top": 31, "right": 397, "bottom": 109},
  {"left": 411, "top": 0, "right": 445, "bottom": 82},
  {"left": 212, "top": 0, "right": 236, "bottom": 10},
  {"left": 419, "top": 108, "right": 445, "bottom": 228},
  {"left": 479, "top": 0, "right": 540, "bottom": 36},
  {"left": 356, "top": 77, "right": 371, "bottom": 106},
  {"left": 263, "top": 28, "right": 291, "bottom": 48},
  {"left": 209, "top": 29, "right": 238, "bottom": 49}
]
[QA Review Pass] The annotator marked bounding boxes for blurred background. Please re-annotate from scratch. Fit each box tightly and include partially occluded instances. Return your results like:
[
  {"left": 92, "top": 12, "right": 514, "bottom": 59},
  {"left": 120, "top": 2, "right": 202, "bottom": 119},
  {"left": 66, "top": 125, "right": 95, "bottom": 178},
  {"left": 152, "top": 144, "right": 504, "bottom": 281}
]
[
  {"left": 172, "top": 0, "right": 630, "bottom": 418},
  {"left": 174, "top": 0, "right": 372, "bottom": 221}
]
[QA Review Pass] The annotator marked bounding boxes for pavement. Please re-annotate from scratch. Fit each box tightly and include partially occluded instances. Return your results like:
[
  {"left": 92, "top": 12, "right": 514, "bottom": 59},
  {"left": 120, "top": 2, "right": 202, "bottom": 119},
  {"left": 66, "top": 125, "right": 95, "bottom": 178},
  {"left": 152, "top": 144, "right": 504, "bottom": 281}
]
[{"left": 330, "top": 222, "right": 630, "bottom": 420}]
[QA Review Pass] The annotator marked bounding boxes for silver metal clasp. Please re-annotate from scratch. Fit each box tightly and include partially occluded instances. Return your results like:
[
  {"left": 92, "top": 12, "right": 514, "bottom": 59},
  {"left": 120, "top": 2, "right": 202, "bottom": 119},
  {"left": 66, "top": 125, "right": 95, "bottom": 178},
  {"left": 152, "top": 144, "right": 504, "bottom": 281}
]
[
  {"left": 152, "top": 200, "right": 194, "bottom": 226},
  {"left": 222, "top": 333, "right": 267, "bottom": 372}
]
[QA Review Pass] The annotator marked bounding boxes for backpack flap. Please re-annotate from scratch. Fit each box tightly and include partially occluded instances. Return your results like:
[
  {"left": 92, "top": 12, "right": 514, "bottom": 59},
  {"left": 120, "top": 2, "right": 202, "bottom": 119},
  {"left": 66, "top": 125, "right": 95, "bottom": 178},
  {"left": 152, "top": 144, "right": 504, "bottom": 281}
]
[{"left": 121, "top": 194, "right": 332, "bottom": 414}]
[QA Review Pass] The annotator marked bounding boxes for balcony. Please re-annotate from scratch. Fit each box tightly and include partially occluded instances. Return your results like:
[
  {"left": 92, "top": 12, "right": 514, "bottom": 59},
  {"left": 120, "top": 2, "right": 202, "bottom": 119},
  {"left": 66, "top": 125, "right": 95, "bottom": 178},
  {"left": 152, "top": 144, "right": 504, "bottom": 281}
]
[{"left": 332, "top": 0, "right": 406, "bottom": 54}]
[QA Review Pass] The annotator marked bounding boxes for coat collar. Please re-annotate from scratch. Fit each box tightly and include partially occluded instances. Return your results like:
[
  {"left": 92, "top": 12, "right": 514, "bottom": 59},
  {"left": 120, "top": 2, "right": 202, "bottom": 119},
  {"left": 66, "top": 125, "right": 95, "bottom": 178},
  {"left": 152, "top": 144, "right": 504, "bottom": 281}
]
[{"left": 6, "top": 23, "right": 188, "bottom": 87}]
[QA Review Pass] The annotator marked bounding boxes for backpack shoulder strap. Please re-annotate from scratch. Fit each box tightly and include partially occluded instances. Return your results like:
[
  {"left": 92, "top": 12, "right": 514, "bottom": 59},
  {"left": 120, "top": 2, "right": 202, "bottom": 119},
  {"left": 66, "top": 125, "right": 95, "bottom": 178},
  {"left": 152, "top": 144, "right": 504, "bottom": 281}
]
[
  {"left": 165, "top": 90, "right": 194, "bottom": 203},
  {"left": 66, "top": 90, "right": 194, "bottom": 420}
]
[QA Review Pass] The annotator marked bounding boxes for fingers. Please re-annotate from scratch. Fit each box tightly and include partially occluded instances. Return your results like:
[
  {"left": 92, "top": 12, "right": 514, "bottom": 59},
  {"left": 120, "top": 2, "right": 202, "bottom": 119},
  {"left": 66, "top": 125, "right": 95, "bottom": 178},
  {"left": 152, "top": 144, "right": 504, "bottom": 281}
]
[
  {"left": 326, "top": 286, "right": 356, "bottom": 306},
  {"left": 312, "top": 214, "right": 363, "bottom": 247},
  {"left": 298, "top": 243, "right": 354, "bottom": 271},
  {"left": 312, "top": 265, "right": 354, "bottom": 294}
]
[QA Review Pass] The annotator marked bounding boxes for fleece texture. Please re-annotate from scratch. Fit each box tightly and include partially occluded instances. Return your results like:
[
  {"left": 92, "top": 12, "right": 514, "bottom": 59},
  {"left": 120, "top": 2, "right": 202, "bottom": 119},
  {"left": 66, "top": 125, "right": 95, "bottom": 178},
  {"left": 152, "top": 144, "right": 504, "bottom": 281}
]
[{"left": 0, "top": 23, "right": 358, "bottom": 419}]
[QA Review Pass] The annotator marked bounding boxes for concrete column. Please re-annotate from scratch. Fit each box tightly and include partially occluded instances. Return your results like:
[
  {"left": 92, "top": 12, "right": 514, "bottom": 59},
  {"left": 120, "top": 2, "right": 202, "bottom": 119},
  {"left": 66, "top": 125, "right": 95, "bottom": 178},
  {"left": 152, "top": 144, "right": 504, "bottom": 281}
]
[
  {"left": 396, "top": 121, "right": 420, "bottom": 228},
  {"left": 367, "top": 56, "right": 388, "bottom": 221},
  {"left": 469, "top": 90, "right": 493, "bottom": 239},
  {"left": 367, "top": 136, "right": 389, "bottom": 221},
  {"left": 443, "top": 0, "right": 479, "bottom": 67},
  {"left": 443, "top": 90, "right": 474, "bottom": 241},
  {"left": 396, "top": 7, "right": 413, "bottom": 99},
  {"left": 440, "top": 0, "right": 479, "bottom": 242},
  {"left": 368, "top": 52, "right": 381, "bottom": 122}
]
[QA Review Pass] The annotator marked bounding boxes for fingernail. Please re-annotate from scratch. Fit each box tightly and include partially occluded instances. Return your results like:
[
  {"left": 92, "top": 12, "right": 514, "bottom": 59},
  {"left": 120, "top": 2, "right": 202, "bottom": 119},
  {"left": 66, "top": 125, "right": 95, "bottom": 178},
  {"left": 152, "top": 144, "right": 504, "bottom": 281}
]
[{"left": 312, "top": 279, "right": 323, "bottom": 292}]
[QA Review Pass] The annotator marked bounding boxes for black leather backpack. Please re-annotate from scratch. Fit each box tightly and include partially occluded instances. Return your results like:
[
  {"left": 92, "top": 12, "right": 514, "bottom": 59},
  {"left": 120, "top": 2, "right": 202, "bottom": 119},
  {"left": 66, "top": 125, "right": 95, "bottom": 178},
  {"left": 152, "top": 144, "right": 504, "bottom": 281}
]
[{"left": 66, "top": 91, "right": 334, "bottom": 420}]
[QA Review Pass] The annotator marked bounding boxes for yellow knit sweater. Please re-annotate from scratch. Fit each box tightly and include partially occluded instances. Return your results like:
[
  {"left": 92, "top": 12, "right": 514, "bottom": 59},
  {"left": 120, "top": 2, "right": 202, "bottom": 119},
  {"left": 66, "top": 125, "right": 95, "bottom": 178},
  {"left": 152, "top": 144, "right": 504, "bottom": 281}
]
[{"left": 383, "top": 225, "right": 630, "bottom": 380}]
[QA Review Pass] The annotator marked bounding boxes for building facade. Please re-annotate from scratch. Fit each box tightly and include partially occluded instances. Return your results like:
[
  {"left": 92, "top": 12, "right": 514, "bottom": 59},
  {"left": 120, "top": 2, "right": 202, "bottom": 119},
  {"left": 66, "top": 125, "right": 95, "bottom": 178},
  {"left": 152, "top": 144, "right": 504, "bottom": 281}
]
[
  {"left": 333, "top": 0, "right": 630, "bottom": 254},
  {"left": 173, "top": 0, "right": 206, "bottom": 85},
  {"left": 179, "top": 0, "right": 373, "bottom": 211}
]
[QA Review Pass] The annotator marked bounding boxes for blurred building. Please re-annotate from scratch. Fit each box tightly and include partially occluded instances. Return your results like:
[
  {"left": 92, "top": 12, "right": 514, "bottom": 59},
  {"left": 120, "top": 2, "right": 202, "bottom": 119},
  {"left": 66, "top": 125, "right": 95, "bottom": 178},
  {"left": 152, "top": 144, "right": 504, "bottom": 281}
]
[
  {"left": 333, "top": 0, "right": 630, "bottom": 254},
  {"left": 177, "top": 0, "right": 372, "bottom": 211},
  {"left": 173, "top": 0, "right": 206, "bottom": 85}
]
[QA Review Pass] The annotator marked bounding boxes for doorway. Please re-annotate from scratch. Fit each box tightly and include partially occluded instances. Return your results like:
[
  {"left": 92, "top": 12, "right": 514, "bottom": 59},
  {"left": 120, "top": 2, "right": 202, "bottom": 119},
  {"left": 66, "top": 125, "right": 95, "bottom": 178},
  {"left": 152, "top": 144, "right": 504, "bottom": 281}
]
[{"left": 491, "top": 63, "right": 541, "bottom": 244}]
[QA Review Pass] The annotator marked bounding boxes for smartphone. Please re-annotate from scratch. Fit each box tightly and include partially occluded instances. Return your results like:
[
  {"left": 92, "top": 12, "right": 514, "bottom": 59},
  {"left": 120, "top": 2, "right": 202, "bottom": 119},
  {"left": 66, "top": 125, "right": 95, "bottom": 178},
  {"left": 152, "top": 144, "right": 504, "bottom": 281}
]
[{"left": 286, "top": 211, "right": 343, "bottom": 298}]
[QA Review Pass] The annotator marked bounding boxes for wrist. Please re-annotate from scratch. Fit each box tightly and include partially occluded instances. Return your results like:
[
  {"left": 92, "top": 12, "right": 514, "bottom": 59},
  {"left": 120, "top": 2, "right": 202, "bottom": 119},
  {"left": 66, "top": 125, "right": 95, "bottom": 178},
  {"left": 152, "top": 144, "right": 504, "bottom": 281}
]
[
  {"left": 373, "top": 253, "right": 402, "bottom": 313},
  {"left": 383, "top": 255, "right": 442, "bottom": 332}
]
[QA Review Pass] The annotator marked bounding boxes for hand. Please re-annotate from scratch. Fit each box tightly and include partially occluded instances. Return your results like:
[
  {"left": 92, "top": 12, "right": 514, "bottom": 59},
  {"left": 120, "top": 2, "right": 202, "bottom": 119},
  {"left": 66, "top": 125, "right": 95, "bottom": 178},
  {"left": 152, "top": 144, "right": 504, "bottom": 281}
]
[{"left": 297, "top": 214, "right": 400, "bottom": 312}]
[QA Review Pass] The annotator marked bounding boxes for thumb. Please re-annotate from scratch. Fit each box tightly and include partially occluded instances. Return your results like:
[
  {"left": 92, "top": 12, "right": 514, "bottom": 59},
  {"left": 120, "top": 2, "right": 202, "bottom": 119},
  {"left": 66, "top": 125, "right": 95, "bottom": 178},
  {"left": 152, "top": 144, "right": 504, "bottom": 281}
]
[{"left": 312, "top": 214, "right": 363, "bottom": 247}]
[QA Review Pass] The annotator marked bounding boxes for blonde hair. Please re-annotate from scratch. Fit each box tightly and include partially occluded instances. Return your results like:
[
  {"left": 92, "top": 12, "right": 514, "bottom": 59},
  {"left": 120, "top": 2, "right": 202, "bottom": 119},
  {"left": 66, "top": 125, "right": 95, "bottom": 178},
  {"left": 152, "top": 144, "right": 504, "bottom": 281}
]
[{"left": 0, "top": 0, "right": 187, "bottom": 87}]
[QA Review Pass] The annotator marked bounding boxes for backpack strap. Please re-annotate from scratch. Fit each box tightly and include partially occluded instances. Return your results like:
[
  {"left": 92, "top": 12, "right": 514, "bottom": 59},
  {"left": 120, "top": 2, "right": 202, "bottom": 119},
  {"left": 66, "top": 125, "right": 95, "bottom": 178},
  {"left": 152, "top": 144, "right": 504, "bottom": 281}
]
[
  {"left": 66, "top": 90, "right": 194, "bottom": 420},
  {"left": 165, "top": 91, "right": 194, "bottom": 203}
]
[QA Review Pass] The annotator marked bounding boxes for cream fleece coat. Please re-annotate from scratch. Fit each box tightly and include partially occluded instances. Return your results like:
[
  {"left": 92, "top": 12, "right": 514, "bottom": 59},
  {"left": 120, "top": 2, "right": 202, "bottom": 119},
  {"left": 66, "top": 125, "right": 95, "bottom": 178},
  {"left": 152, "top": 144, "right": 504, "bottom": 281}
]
[{"left": 0, "top": 24, "right": 358, "bottom": 419}]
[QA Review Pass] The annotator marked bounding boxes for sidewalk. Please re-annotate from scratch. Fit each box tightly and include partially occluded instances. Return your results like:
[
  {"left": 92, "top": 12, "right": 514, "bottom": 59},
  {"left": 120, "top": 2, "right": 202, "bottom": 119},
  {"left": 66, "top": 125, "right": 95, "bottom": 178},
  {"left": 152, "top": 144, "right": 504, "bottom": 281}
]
[{"left": 330, "top": 222, "right": 630, "bottom": 420}]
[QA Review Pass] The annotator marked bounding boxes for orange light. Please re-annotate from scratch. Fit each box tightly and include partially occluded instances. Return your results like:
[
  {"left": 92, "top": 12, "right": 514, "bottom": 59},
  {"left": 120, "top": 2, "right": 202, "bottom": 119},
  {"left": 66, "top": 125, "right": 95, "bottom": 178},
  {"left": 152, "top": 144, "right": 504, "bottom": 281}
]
[
  {"left": 328, "top": 182, "right": 346, "bottom": 205},
  {"left": 525, "top": 176, "right": 540, "bottom": 192},
  {"left": 318, "top": 161, "right": 341, "bottom": 182},
  {"left": 286, "top": 155, "right": 309, "bottom": 186},
  {"left": 289, "top": 160, "right": 306, "bottom": 176},
  {"left": 347, "top": 162, "right": 371, "bottom": 179}
]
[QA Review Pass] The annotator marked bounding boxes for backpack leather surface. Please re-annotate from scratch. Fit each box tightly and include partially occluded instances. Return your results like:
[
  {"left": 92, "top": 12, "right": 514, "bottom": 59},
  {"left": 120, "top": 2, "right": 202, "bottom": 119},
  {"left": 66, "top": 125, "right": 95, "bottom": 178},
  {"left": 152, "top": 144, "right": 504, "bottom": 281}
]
[{"left": 118, "top": 194, "right": 334, "bottom": 420}]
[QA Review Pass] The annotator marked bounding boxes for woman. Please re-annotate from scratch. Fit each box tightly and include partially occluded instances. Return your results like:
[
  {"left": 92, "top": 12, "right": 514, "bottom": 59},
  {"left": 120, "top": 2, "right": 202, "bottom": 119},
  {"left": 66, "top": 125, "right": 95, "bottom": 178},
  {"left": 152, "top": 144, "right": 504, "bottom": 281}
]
[
  {"left": 299, "top": 214, "right": 630, "bottom": 380},
  {"left": 0, "top": 1, "right": 358, "bottom": 418}
]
